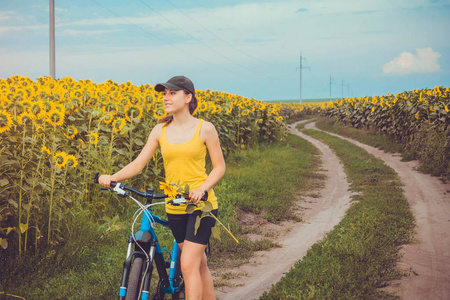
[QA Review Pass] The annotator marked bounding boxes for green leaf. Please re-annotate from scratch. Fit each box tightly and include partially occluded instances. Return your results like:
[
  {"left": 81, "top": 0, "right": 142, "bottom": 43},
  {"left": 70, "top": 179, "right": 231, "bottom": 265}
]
[
  {"left": 211, "top": 226, "right": 221, "bottom": 240},
  {"left": 8, "top": 199, "right": 18, "bottom": 208},
  {"left": 201, "top": 201, "right": 213, "bottom": 213},
  {"left": 0, "top": 178, "right": 9, "bottom": 186},
  {"left": 0, "top": 238, "right": 7, "bottom": 249},
  {"left": 185, "top": 205, "right": 196, "bottom": 214},
  {"left": 19, "top": 223, "right": 28, "bottom": 234},
  {"left": 22, "top": 203, "right": 30, "bottom": 212},
  {"left": 135, "top": 138, "right": 144, "bottom": 146},
  {"left": 194, "top": 216, "right": 201, "bottom": 235}
]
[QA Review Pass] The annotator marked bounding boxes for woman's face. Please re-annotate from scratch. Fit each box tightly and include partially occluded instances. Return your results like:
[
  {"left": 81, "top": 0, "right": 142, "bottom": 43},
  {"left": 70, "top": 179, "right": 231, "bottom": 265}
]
[{"left": 163, "top": 88, "right": 191, "bottom": 114}]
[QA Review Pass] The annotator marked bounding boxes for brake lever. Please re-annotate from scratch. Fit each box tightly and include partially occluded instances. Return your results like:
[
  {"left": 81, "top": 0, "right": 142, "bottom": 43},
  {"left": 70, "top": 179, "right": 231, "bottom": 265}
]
[{"left": 99, "top": 186, "right": 129, "bottom": 197}]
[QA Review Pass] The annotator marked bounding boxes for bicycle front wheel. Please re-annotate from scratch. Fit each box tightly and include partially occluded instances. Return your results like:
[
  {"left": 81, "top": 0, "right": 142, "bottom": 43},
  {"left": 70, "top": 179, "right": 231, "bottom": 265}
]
[{"left": 125, "top": 256, "right": 149, "bottom": 300}]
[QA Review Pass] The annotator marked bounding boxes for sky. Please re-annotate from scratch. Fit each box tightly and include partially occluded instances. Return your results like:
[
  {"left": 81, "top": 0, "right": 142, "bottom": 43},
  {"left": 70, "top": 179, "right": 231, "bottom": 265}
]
[{"left": 1, "top": 0, "right": 449, "bottom": 101}]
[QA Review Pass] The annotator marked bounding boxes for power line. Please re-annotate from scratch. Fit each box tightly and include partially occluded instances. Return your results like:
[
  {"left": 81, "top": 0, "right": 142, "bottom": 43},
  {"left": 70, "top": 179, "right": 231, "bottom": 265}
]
[
  {"left": 164, "top": 0, "right": 268, "bottom": 65},
  {"left": 90, "top": 0, "right": 237, "bottom": 74},
  {"left": 137, "top": 0, "right": 254, "bottom": 73}
]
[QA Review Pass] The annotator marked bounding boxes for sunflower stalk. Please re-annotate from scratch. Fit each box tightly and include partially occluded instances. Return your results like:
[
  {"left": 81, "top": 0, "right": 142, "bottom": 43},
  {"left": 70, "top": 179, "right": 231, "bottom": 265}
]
[
  {"left": 47, "top": 125, "right": 57, "bottom": 244},
  {"left": 17, "top": 126, "right": 26, "bottom": 256}
]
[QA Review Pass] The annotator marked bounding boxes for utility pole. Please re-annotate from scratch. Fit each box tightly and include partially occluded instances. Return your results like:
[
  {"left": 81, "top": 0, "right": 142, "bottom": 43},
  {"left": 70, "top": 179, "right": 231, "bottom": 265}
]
[
  {"left": 329, "top": 76, "right": 334, "bottom": 101},
  {"left": 50, "top": 0, "right": 55, "bottom": 79},
  {"left": 341, "top": 80, "right": 344, "bottom": 99},
  {"left": 299, "top": 53, "right": 303, "bottom": 104},
  {"left": 296, "top": 52, "right": 309, "bottom": 104}
]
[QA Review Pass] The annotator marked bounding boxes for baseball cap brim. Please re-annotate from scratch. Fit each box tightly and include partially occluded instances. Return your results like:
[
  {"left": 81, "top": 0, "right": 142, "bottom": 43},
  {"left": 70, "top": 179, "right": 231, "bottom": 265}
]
[{"left": 154, "top": 82, "right": 183, "bottom": 92}]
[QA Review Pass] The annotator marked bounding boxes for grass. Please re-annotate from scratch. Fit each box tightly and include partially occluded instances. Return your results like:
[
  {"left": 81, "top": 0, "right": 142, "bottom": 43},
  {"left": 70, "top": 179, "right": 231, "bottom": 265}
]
[
  {"left": 1, "top": 134, "right": 321, "bottom": 299},
  {"left": 314, "top": 116, "right": 406, "bottom": 153},
  {"left": 315, "top": 116, "right": 450, "bottom": 181},
  {"left": 260, "top": 128, "right": 415, "bottom": 299}
]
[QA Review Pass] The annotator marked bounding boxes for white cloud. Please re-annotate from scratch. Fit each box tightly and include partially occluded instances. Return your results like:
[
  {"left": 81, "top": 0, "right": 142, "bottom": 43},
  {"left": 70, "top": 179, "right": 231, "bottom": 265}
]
[{"left": 383, "top": 47, "right": 441, "bottom": 75}]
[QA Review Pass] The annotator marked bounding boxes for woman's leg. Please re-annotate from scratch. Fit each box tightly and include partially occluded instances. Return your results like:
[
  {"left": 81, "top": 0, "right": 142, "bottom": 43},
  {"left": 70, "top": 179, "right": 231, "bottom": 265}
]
[{"left": 180, "top": 240, "right": 215, "bottom": 300}]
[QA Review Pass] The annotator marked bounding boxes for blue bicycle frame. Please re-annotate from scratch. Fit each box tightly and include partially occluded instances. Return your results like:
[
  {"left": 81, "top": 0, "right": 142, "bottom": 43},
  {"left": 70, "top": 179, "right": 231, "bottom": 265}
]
[
  {"left": 93, "top": 172, "right": 203, "bottom": 300},
  {"left": 117, "top": 195, "right": 183, "bottom": 300}
]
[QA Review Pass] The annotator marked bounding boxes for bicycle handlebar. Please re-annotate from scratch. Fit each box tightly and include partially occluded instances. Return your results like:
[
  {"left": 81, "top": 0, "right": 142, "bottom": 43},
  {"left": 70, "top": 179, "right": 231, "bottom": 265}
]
[{"left": 93, "top": 172, "right": 208, "bottom": 204}]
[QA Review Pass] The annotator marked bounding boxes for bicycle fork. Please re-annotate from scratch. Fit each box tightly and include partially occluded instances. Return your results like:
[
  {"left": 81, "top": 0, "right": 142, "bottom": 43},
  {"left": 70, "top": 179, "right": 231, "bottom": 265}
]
[{"left": 118, "top": 236, "right": 156, "bottom": 300}]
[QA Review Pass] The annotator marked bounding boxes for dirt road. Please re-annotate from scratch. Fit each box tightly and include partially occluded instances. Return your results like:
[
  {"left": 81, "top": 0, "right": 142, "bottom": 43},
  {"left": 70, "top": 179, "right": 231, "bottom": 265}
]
[
  {"left": 214, "top": 121, "right": 450, "bottom": 300},
  {"left": 303, "top": 122, "right": 450, "bottom": 300},
  {"left": 214, "top": 122, "right": 355, "bottom": 299}
]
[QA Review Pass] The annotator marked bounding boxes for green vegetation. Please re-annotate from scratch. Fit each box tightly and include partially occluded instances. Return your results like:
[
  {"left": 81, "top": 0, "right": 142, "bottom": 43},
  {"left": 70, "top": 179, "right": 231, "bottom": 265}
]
[
  {"left": 316, "top": 117, "right": 449, "bottom": 181},
  {"left": 265, "top": 98, "right": 335, "bottom": 104},
  {"left": 315, "top": 116, "right": 405, "bottom": 153},
  {"left": 1, "top": 135, "right": 320, "bottom": 299},
  {"left": 261, "top": 127, "right": 415, "bottom": 299}
]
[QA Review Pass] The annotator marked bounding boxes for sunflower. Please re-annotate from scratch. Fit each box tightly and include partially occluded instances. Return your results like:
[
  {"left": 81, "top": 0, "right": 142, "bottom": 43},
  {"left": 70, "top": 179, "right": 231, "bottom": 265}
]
[
  {"left": 159, "top": 182, "right": 177, "bottom": 198},
  {"left": 113, "top": 118, "right": 126, "bottom": 133},
  {"left": 65, "top": 125, "right": 78, "bottom": 139},
  {"left": 241, "top": 108, "right": 250, "bottom": 116},
  {"left": 0, "top": 110, "right": 13, "bottom": 134},
  {"left": 42, "top": 100, "right": 54, "bottom": 113},
  {"left": 18, "top": 111, "right": 33, "bottom": 125},
  {"left": 153, "top": 107, "right": 166, "bottom": 119},
  {"left": 20, "top": 100, "right": 33, "bottom": 113},
  {"left": 125, "top": 105, "right": 142, "bottom": 121},
  {"left": 89, "top": 132, "right": 99, "bottom": 145},
  {"left": 31, "top": 100, "right": 46, "bottom": 119},
  {"left": 41, "top": 145, "right": 51, "bottom": 157},
  {"left": 46, "top": 109, "right": 65, "bottom": 127},
  {"left": 198, "top": 101, "right": 208, "bottom": 112},
  {"left": 103, "top": 100, "right": 117, "bottom": 113},
  {"left": 209, "top": 103, "right": 218, "bottom": 114},
  {"left": 66, "top": 154, "right": 78, "bottom": 168},
  {"left": 102, "top": 112, "right": 114, "bottom": 124},
  {"left": 54, "top": 151, "right": 68, "bottom": 169}
]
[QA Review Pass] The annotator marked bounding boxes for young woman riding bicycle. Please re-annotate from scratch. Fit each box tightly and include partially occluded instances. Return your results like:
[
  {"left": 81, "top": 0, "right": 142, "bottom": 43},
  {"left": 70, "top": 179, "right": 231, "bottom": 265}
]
[{"left": 98, "top": 75, "right": 225, "bottom": 300}]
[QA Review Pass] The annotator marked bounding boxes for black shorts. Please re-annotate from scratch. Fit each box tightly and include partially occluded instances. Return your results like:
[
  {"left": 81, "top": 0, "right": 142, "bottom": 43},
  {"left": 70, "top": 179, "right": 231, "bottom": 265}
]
[{"left": 167, "top": 209, "right": 218, "bottom": 245}]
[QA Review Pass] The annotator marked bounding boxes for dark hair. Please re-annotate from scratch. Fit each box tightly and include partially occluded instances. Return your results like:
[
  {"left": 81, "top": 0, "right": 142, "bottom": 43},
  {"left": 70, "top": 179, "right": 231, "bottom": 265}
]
[{"left": 159, "top": 90, "right": 198, "bottom": 126}]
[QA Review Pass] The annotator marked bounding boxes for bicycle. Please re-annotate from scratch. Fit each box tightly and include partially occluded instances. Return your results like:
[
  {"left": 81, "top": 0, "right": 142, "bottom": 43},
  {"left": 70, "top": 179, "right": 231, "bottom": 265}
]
[{"left": 93, "top": 172, "right": 208, "bottom": 300}]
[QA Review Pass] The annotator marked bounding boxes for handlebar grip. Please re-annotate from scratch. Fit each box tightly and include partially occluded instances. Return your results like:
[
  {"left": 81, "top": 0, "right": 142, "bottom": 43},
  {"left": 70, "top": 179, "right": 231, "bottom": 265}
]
[
  {"left": 94, "top": 171, "right": 99, "bottom": 184},
  {"left": 94, "top": 171, "right": 117, "bottom": 187}
]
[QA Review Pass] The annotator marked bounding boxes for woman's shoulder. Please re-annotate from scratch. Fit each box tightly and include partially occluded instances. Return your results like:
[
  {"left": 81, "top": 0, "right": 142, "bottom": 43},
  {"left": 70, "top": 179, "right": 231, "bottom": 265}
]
[
  {"left": 149, "top": 123, "right": 164, "bottom": 140},
  {"left": 200, "top": 120, "right": 216, "bottom": 132},
  {"left": 199, "top": 120, "right": 219, "bottom": 143}
]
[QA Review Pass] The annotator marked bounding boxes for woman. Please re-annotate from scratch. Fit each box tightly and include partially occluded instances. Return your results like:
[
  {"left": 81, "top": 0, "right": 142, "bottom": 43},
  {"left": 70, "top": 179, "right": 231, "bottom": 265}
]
[{"left": 98, "top": 75, "right": 225, "bottom": 300}]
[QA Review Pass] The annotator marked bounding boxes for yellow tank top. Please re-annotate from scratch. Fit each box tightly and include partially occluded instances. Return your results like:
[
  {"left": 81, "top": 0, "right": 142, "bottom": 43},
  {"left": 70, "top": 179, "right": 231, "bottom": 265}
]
[{"left": 160, "top": 119, "right": 218, "bottom": 214}]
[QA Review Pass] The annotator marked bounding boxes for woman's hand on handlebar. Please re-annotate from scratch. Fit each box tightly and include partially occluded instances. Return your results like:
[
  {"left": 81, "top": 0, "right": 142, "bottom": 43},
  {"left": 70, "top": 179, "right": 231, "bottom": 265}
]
[
  {"left": 189, "top": 189, "right": 206, "bottom": 204},
  {"left": 98, "top": 174, "right": 116, "bottom": 188}
]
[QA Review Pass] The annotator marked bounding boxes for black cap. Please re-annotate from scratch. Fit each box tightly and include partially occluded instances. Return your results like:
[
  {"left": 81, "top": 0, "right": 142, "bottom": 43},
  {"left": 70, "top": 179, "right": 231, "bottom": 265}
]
[{"left": 154, "top": 76, "right": 196, "bottom": 96}]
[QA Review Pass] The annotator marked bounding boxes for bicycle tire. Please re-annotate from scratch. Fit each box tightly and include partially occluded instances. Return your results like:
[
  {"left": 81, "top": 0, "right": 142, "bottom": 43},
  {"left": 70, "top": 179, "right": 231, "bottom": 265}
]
[{"left": 125, "top": 256, "right": 146, "bottom": 300}]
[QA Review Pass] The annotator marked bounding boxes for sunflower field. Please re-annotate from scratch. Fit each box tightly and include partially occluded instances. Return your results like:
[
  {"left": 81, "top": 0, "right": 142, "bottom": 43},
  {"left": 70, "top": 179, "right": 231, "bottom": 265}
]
[
  {"left": 320, "top": 86, "right": 450, "bottom": 177},
  {"left": 0, "top": 75, "right": 320, "bottom": 257}
]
